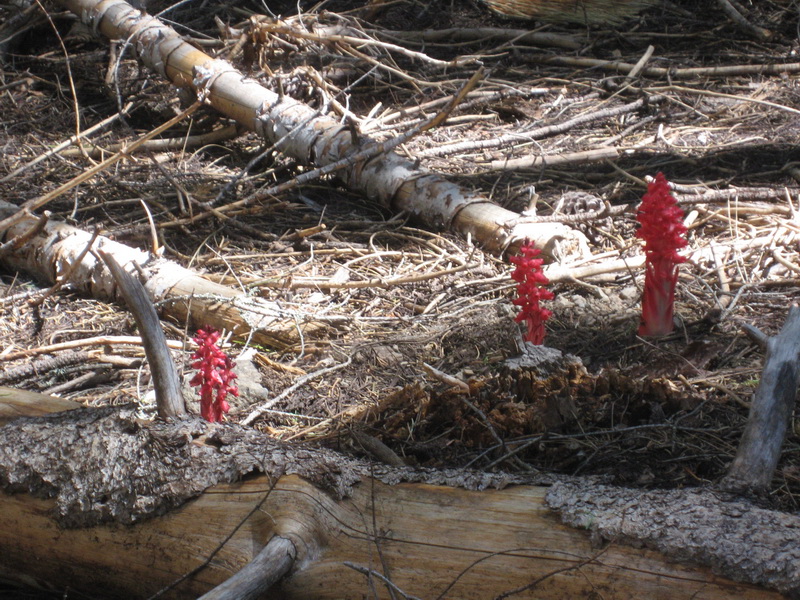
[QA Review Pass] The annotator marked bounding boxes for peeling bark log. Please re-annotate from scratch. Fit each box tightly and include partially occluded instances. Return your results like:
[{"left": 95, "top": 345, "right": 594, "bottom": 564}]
[
  {"left": 53, "top": 0, "right": 587, "bottom": 260},
  {"left": 0, "top": 396, "right": 790, "bottom": 600},
  {"left": 0, "top": 472, "right": 784, "bottom": 599},
  {"left": 722, "top": 305, "right": 800, "bottom": 492},
  {"left": 0, "top": 200, "right": 322, "bottom": 349}
]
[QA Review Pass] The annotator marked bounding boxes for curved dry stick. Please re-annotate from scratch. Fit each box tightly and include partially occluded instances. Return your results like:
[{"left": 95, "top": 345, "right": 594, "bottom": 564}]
[
  {"left": 721, "top": 305, "right": 800, "bottom": 492},
  {"left": 98, "top": 249, "right": 186, "bottom": 419},
  {"left": 380, "top": 27, "right": 582, "bottom": 51},
  {"left": 716, "top": 0, "right": 772, "bottom": 41},
  {"left": 529, "top": 55, "right": 800, "bottom": 80},
  {"left": 421, "top": 97, "right": 653, "bottom": 158}
]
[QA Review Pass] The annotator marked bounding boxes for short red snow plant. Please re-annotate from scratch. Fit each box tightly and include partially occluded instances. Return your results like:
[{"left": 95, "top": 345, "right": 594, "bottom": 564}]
[
  {"left": 510, "top": 240, "right": 554, "bottom": 345},
  {"left": 636, "top": 173, "right": 688, "bottom": 337},
  {"left": 190, "top": 327, "right": 238, "bottom": 423}
]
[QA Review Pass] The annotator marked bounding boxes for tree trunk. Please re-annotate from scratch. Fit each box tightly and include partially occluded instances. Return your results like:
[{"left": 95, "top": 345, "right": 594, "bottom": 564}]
[{"left": 0, "top": 391, "right": 792, "bottom": 600}]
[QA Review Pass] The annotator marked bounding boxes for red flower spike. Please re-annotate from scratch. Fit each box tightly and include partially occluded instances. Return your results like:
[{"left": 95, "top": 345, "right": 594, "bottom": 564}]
[
  {"left": 510, "top": 241, "right": 554, "bottom": 345},
  {"left": 190, "top": 327, "right": 238, "bottom": 423},
  {"left": 636, "top": 173, "right": 688, "bottom": 337}
]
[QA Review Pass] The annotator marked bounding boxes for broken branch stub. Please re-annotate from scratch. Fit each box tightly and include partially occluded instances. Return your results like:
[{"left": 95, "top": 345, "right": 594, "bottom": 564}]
[
  {"left": 198, "top": 536, "right": 296, "bottom": 600},
  {"left": 97, "top": 250, "right": 186, "bottom": 420},
  {"left": 721, "top": 305, "right": 800, "bottom": 492},
  {"left": 55, "top": 0, "right": 587, "bottom": 259}
]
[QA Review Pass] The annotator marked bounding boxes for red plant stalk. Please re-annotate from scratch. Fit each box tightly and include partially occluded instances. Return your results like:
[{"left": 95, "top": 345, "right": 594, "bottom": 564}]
[
  {"left": 190, "top": 327, "right": 238, "bottom": 422},
  {"left": 510, "top": 241, "right": 554, "bottom": 345},
  {"left": 636, "top": 173, "right": 688, "bottom": 337}
]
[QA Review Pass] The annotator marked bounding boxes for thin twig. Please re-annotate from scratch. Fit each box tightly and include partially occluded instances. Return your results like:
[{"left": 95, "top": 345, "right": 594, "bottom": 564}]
[
  {"left": 716, "top": 0, "right": 772, "bottom": 40},
  {"left": 527, "top": 55, "right": 800, "bottom": 80},
  {"left": 343, "top": 563, "right": 424, "bottom": 600},
  {"left": 0, "top": 335, "right": 186, "bottom": 362},
  {"left": 241, "top": 354, "right": 353, "bottom": 425},
  {"left": 421, "top": 97, "right": 653, "bottom": 158},
  {"left": 488, "top": 146, "right": 630, "bottom": 172},
  {"left": 0, "top": 102, "right": 201, "bottom": 234},
  {"left": 494, "top": 543, "right": 610, "bottom": 599}
]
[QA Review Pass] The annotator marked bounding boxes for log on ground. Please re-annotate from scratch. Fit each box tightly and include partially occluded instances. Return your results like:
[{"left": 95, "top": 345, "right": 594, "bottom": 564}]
[
  {"left": 0, "top": 395, "right": 788, "bottom": 599},
  {"left": 0, "top": 475, "right": 785, "bottom": 599},
  {"left": 0, "top": 200, "right": 321, "bottom": 350}
]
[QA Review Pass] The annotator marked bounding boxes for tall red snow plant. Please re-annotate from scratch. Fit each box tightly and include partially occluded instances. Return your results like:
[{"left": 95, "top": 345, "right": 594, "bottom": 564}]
[
  {"left": 636, "top": 173, "right": 687, "bottom": 337},
  {"left": 510, "top": 241, "right": 553, "bottom": 345},
  {"left": 190, "top": 327, "right": 238, "bottom": 422}
]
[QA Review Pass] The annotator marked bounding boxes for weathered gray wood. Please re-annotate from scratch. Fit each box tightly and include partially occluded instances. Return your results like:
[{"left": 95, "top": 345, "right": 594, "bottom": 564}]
[
  {"left": 198, "top": 535, "right": 296, "bottom": 600},
  {"left": 722, "top": 304, "right": 800, "bottom": 492},
  {"left": 98, "top": 249, "right": 186, "bottom": 420}
]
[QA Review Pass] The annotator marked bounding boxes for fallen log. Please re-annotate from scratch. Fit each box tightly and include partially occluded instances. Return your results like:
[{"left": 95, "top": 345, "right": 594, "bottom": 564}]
[
  {"left": 42, "top": 0, "right": 587, "bottom": 260},
  {"left": 8, "top": 474, "right": 781, "bottom": 599},
  {"left": 0, "top": 392, "right": 792, "bottom": 599},
  {"left": 0, "top": 200, "right": 322, "bottom": 349}
]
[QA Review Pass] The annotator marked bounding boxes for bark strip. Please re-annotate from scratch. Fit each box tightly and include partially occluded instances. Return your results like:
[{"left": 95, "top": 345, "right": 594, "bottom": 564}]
[
  {"left": 0, "top": 200, "right": 322, "bottom": 349},
  {"left": 547, "top": 480, "right": 800, "bottom": 597}
]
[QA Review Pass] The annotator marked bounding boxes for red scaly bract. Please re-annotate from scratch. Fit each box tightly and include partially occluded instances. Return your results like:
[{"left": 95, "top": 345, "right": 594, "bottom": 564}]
[
  {"left": 190, "top": 327, "right": 238, "bottom": 422},
  {"left": 636, "top": 173, "right": 687, "bottom": 337},
  {"left": 510, "top": 241, "right": 554, "bottom": 345}
]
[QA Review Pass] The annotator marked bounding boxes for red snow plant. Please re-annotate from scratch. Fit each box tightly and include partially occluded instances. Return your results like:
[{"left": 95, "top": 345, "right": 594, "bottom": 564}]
[
  {"left": 636, "top": 173, "right": 687, "bottom": 337},
  {"left": 510, "top": 240, "right": 553, "bottom": 345},
  {"left": 190, "top": 327, "right": 238, "bottom": 422}
]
